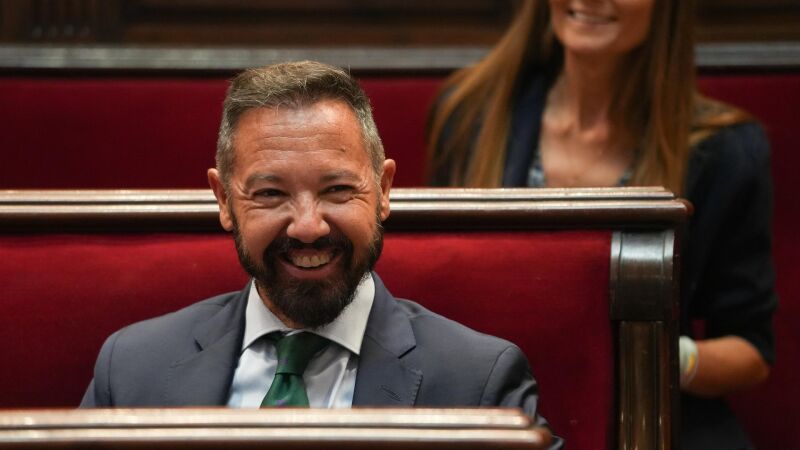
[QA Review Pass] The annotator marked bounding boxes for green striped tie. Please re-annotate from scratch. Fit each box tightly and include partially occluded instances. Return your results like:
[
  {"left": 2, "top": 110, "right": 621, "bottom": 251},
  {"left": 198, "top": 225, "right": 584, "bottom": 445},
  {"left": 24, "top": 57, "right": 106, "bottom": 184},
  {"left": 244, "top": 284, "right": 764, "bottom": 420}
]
[{"left": 261, "top": 332, "right": 329, "bottom": 407}]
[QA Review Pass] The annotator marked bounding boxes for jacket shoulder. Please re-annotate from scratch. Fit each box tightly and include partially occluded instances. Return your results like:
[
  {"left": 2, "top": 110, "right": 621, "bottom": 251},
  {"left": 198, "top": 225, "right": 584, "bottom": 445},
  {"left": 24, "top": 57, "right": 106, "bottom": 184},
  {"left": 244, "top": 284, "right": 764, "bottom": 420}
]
[
  {"left": 113, "top": 291, "right": 240, "bottom": 345},
  {"left": 95, "top": 290, "right": 243, "bottom": 375},
  {"left": 85, "top": 290, "right": 244, "bottom": 406},
  {"left": 390, "top": 298, "right": 542, "bottom": 420},
  {"left": 395, "top": 298, "right": 514, "bottom": 350}
]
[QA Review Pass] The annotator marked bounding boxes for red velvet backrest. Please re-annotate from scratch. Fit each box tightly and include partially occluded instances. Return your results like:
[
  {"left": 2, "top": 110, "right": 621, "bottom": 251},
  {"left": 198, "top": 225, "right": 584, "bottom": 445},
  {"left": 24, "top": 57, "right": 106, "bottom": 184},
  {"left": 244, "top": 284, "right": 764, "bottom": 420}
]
[
  {"left": 0, "top": 229, "right": 613, "bottom": 450},
  {"left": 0, "top": 77, "right": 441, "bottom": 188},
  {"left": 0, "top": 233, "right": 248, "bottom": 407},
  {"left": 1, "top": 73, "right": 797, "bottom": 192},
  {"left": 378, "top": 231, "right": 613, "bottom": 450}
]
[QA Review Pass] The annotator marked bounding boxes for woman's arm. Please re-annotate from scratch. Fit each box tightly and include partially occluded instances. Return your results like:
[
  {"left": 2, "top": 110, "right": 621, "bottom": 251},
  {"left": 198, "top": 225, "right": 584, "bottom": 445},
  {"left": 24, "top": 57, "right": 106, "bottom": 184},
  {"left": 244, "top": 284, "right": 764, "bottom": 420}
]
[
  {"left": 683, "top": 122, "right": 777, "bottom": 397},
  {"left": 684, "top": 335, "right": 770, "bottom": 396}
]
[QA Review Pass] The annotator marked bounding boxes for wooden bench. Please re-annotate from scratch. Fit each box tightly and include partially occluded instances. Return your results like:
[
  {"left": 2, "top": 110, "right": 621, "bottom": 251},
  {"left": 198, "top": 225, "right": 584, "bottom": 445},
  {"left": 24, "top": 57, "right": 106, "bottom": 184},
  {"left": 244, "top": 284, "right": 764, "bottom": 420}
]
[{"left": 0, "top": 187, "right": 686, "bottom": 450}]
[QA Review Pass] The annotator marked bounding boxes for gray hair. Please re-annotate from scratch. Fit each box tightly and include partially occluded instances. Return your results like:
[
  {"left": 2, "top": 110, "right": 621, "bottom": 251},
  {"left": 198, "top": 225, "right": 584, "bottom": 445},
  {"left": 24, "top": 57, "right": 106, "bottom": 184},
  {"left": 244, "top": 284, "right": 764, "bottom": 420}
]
[{"left": 216, "top": 61, "right": 385, "bottom": 187}]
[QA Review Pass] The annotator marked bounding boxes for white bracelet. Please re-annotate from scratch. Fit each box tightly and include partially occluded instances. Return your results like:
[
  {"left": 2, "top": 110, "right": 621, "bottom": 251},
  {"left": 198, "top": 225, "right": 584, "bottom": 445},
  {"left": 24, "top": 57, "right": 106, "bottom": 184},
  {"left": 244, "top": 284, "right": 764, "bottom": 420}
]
[{"left": 679, "top": 335, "right": 699, "bottom": 388}]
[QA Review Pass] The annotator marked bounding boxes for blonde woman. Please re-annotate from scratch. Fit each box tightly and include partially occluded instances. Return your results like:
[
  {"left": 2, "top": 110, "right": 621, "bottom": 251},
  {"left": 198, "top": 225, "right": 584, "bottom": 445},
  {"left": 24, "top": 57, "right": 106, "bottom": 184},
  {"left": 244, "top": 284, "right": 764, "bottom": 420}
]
[{"left": 427, "top": 1, "right": 776, "bottom": 449}]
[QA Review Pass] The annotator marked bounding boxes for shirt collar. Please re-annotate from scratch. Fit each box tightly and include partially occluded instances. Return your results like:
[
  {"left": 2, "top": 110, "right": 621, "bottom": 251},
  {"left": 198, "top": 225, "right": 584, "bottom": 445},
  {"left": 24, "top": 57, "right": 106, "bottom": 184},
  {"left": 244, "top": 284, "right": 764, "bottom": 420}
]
[{"left": 241, "top": 274, "right": 375, "bottom": 356}]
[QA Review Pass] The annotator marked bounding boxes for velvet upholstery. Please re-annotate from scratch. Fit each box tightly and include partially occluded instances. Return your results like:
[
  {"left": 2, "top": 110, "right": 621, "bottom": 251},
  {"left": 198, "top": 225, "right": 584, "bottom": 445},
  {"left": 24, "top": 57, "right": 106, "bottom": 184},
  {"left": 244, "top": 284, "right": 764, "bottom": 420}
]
[
  {"left": 0, "top": 230, "right": 612, "bottom": 450},
  {"left": 0, "top": 77, "right": 441, "bottom": 188},
  {"left": 0, "top": 74, "right": 795, "bottom": 191},
  {"left": 0, "top": 71, "right": 797, "bottom": 449}
]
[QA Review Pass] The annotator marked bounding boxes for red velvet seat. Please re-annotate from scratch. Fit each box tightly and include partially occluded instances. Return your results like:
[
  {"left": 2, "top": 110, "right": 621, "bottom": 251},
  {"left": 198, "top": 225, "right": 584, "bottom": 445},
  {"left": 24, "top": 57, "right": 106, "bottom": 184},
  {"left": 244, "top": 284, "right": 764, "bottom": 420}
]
[
  {"left": 0, "top": 230, "right": 612, "bottom": 450},
  {"left": 379, "top": 230, "right": 614, "bottom": 449},
  {"left": 0, "top": 188, "right": 685, "bottom": 450}
]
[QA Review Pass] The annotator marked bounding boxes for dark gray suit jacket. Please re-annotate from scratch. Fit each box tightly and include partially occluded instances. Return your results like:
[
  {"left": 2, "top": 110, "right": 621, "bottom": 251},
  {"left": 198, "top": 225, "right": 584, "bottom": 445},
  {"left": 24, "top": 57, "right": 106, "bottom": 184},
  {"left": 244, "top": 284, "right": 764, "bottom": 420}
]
[{"left": 80, "top": 274, "right": 560, "bottom": 447}]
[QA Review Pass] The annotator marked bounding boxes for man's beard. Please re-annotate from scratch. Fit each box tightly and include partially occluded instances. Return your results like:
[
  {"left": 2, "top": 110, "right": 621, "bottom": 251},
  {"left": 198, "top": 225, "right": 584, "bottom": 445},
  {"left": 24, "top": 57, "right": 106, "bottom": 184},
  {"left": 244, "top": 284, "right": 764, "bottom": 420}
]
[{"left": 231, "top": 214, "right": 383, "bottom": 329}]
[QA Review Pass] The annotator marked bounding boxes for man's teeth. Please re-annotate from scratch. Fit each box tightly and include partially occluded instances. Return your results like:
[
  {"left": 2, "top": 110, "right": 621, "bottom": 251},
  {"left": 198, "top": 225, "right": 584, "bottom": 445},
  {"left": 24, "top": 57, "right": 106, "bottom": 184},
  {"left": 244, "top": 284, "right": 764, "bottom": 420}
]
[{"left": 291, "top": 252, "right": 332, "bottom": 268}]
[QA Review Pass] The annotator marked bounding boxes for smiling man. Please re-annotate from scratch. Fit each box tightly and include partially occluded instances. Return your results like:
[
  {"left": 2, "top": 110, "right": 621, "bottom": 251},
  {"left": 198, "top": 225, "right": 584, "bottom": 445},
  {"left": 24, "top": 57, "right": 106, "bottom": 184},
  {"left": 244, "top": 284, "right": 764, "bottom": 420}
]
[{"left": 79, "top": 61, "right": 561, "bottom": 448}]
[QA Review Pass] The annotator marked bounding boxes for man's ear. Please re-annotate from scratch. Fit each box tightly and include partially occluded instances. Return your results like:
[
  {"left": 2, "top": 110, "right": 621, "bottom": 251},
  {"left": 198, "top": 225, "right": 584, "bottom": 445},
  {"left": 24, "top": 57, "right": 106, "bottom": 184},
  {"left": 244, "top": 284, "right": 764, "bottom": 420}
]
[
  {"left": 208, "top": 168, "right": 234, "bottom": 231},
  {"left": 378, "top": 159, "right": 396, "bottom": 222}
]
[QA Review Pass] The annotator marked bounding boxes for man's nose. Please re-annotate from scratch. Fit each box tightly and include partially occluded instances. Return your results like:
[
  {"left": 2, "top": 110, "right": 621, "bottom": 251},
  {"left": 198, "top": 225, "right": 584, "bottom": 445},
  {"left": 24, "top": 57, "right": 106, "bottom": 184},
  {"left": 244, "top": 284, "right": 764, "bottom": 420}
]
[{"left": 286, "top": 200, "right": 331, "bottom": 244}]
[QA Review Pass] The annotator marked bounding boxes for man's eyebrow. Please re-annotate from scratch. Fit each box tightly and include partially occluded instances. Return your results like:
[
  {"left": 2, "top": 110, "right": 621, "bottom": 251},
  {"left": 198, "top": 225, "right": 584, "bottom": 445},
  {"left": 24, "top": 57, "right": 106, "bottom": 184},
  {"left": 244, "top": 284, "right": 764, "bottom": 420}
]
[
  {"left": 244, "top": 173, "right": 282, "bottom": 189},
  {"left": 320, "top": 170, "right": 360, "bottom": 182}
]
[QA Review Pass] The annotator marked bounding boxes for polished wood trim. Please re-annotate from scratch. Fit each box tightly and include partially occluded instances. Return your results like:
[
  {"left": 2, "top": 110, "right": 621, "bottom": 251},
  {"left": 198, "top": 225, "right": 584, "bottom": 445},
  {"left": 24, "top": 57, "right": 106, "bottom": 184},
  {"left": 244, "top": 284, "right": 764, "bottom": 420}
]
[
  {"left": 617, "top": 322, "right": 673, "bottom": 450},
  {"left": 0, "top": 188, "right": 690, "bottom": 231},
  {"left": 0, "top": 42, "right": 797, "bottom": 72},
  {"left": 0, "top": 45, "right": 488, "bottom": 72},
  {"left": 696, "top": 41, "right": 800, "bottom": 69},
  {"left": 611, "top": 230, "right": 679, "bottom": 450},
  {"left": 0, "top": 407, "right": 531, "bottom": 429},
  {"left": 0, "top": 408, "right": 551, "bottom": 449},
  {"left": 0, "top": 186, "right": 677, "bottom": 203},
  {"left": 610, "top": 231, "right": 678, "bottom": 321}
]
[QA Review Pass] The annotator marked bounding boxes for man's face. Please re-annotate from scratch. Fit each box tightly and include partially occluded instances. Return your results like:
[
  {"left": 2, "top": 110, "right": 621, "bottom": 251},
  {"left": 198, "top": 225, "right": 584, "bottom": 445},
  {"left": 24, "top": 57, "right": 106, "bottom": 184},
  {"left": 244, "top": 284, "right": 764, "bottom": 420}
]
[{"left": 208, "top": 99, "right": 395, "bottom": 329}]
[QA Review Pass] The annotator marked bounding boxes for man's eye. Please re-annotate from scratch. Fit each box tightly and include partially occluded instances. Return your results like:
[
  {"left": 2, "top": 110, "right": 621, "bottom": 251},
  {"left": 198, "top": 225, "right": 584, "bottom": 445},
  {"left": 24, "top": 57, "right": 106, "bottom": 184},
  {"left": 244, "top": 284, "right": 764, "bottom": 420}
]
[
  {"left": 326, "top": 185, "right": 354, "bottom": 194},
  {"left": 255, "top": 189, "right": 284, "bottom": 198}
]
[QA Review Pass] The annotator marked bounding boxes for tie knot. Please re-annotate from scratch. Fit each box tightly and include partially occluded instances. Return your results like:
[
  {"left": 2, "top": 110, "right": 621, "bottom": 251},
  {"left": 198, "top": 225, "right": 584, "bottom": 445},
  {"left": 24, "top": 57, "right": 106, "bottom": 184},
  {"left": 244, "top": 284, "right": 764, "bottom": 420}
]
[{"left": 270, "top": 332, "right": 329, "bottom": 375}]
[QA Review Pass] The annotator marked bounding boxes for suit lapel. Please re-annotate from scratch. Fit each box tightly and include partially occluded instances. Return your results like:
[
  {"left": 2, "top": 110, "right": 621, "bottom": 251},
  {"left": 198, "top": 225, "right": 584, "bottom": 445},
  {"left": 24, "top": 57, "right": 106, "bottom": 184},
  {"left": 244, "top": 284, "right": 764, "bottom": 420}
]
[
  {"left": 161, "top": 277, "right": 422, "bottom": 407},
  {"left": 352, "top": 274, "right": 422, "bottom": 407},
  {"left": 164, "top": 285, "right": 249, "bottom": 406}
]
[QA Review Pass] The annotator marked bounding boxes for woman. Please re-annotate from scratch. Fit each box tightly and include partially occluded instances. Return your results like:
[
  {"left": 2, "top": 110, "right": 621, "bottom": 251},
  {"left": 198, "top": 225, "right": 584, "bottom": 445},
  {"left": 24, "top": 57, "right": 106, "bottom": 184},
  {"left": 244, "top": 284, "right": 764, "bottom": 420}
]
[{"left": 427, "top": 1, "right": 777, "bottom": 449}]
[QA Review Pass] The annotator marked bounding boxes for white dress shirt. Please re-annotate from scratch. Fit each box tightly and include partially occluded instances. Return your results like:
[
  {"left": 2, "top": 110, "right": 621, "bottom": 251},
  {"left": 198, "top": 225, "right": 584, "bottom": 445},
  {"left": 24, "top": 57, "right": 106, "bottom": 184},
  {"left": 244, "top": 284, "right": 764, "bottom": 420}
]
[{"left": 227, "top": 275, "right": 374, "bottom": 408}]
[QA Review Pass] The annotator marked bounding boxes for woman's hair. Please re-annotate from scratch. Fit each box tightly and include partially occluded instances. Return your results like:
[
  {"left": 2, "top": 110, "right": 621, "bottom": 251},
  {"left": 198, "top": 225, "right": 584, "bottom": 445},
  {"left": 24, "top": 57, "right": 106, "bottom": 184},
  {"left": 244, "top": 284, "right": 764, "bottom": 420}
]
[{"left": 426, "top": 0, "right": 749, "bottom": 194}]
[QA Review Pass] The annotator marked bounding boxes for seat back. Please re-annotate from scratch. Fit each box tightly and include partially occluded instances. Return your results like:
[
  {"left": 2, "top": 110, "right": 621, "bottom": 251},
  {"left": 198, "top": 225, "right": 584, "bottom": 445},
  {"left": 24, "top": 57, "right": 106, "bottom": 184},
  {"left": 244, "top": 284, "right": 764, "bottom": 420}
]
[
  {"left": 0, "top": 76, "right": 441, "bottom": 188},
  {"left": 0, "top": 187, "right": 686, "bottom": 450}
]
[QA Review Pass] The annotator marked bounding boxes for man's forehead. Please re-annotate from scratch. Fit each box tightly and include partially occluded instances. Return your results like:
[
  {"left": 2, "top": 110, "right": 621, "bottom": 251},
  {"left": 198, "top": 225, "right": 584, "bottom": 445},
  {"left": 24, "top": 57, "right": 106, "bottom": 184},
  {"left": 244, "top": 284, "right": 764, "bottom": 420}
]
[
  {"left": 243, "top": 169, "right": 363, "bottom": 189},
  {"left": 231, "top": 101, "right": 372, "bottom": 166}
]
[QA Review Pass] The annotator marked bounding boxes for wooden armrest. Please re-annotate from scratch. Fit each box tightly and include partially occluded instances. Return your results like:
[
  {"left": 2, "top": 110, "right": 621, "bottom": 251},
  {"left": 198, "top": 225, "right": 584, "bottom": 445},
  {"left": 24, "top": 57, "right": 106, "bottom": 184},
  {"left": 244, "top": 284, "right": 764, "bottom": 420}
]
[{"left": 0, "top": 408, "right": 551, "bottom": 450}]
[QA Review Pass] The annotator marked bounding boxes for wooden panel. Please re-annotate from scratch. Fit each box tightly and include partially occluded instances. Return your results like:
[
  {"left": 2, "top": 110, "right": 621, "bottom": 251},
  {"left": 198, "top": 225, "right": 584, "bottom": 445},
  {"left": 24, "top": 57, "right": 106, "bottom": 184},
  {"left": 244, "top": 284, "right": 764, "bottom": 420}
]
[
  {"left": 697, "top": 0, "right": 800, "bottom": 42},
  {"left": 0, "top": 0, "right": 121, "bottom": 42},
  {"left": 121, "top": 0, "right": 511, "bottom": 46},
  {"left": 2, "top": 0, "right": 799, "bottom": 45},
  {"left": 0, "top": 0, "right": 513, "bottom": 46}
]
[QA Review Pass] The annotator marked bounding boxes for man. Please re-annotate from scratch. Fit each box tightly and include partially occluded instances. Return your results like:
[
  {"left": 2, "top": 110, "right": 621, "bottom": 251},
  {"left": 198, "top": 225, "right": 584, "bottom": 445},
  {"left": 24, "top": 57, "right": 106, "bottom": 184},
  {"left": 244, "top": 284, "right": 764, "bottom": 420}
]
[{"left": 80, "top": 61, "right": 560, "bottom": 447}]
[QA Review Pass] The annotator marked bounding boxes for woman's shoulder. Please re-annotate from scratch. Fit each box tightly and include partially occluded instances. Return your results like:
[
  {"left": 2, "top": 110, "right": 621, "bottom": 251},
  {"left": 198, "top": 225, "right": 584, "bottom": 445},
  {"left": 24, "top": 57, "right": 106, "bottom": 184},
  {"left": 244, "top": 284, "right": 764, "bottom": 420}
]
[
  {"left": 693, "top": 121, "right": 769, "bottom": 163},
  {"left": 689, "top": 121, "right": 771, "bottom": 184},
  {"left": 686, "top": 120, "right": 773, "bottom": 206}
]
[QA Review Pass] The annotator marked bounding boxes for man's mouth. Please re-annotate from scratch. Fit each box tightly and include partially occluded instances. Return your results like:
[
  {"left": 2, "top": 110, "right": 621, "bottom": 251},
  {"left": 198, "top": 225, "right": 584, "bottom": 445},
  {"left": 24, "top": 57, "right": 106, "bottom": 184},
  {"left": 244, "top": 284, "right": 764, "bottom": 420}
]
[
  {"left": 286, "top": 249, "right": 335, "bottom": 269},
  {"left": 568, "top": 9, "right": 615, "bottom": 25}
]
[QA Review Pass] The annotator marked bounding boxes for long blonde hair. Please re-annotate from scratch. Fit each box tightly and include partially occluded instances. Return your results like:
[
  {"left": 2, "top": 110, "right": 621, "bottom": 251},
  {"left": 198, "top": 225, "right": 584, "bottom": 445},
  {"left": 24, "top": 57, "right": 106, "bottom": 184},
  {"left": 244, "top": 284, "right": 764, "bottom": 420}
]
[{"left": 426, "top": 0, "right": 748, "bottom": 195}]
